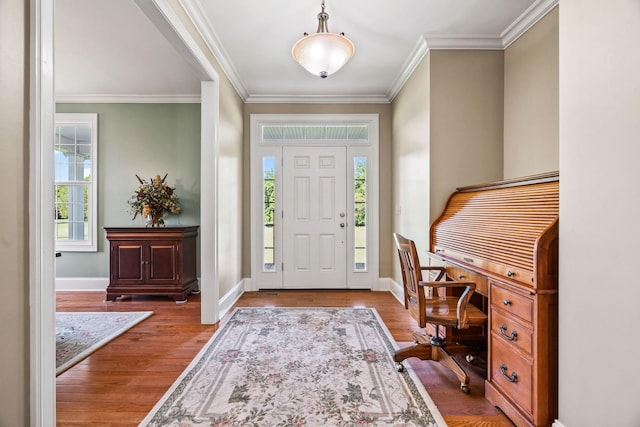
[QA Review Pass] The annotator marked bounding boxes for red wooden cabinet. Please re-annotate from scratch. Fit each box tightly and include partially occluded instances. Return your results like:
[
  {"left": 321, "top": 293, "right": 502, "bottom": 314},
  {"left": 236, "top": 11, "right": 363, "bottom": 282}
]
[{"left": 105, "top": 226, "right": 199, "bottom": 302}]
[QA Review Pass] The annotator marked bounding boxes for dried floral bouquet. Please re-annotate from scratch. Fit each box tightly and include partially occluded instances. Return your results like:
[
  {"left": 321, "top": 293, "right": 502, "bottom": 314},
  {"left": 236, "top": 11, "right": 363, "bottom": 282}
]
[{"left": 128, "top": 174, "right": 181, "bottom": 226}]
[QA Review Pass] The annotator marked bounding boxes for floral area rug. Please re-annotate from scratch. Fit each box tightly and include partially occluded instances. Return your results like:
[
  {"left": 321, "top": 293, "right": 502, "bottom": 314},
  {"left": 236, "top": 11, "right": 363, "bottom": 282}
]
[
  {"left": 140, "top": 307, "right": 447, "bottom": 426},
  {"left": 56, "top": 311, "right": 153, "bottom": 375}
]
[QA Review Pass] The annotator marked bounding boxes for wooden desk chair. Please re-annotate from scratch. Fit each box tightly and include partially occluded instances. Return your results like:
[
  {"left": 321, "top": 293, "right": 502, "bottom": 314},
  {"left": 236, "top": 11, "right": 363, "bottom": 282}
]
[{"left": 393, "top": 233, "right": 488, "bottom": 393}]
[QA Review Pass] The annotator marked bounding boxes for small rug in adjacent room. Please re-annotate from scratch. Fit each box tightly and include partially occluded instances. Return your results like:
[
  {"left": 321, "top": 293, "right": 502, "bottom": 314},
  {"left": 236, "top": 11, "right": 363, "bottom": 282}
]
[
  {"left": 140, "top": 307, "right": 447, "bottom": 427},
  {"left": 56, "top": 311, "right": 153, "bottom": 375}
]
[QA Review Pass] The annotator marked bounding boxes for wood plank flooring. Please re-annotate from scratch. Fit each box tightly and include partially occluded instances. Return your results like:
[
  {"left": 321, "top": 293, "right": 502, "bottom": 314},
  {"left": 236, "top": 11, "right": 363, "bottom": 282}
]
[{"left": 56, "top": 290, "right": 514, "bottom": 426}]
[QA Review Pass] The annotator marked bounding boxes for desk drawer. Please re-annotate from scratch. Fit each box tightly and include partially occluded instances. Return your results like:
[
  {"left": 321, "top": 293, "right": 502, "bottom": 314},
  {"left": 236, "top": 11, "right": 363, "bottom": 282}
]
[
  {"left": 491, "top": 282, "right": 534, "bottom": 324},
  {"left": 490, "top": 335, "right": 534, "bottom": 416},
  {"left": 491, "top": 309, "right": 533, "bottom": 357},
  {"left": 447, "top": 265, "right": 488, "bottom": 297}
]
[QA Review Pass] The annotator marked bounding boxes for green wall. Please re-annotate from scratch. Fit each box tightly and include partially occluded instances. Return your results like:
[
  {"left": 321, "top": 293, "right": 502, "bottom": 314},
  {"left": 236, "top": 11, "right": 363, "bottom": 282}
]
[{"left": 55, "top": 103, "right": 201, "bottom": 277}]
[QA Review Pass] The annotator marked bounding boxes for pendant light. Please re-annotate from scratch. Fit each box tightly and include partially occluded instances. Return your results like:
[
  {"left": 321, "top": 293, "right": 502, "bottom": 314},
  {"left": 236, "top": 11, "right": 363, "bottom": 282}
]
[{"left": 291, "top": 0, "right": 355, "bottom": 78}]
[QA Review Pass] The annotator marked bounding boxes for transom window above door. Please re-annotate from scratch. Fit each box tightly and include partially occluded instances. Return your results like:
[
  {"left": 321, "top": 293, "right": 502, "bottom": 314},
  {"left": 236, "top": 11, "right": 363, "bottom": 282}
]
[{"left": 261, "top": 124, "right": 369, "bottom": 142}]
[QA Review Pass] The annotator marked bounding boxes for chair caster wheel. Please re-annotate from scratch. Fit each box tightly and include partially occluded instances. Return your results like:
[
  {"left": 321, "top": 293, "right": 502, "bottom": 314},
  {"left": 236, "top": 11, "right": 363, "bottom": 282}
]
[
  {"left": 396, "top": 363, "right": 405, "bottom": 372},
  {"left": 461, "top": 385, "right": 471, "bottom": 394},
  {"left": 465, "top": 354, "right": 475, "bottom": 363}
]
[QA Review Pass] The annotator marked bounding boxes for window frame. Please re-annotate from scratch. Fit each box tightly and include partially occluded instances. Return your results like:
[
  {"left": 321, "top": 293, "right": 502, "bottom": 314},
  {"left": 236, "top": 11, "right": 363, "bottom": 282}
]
[{"left": 54, "top": 113, "right": 98, "bottom": 252}]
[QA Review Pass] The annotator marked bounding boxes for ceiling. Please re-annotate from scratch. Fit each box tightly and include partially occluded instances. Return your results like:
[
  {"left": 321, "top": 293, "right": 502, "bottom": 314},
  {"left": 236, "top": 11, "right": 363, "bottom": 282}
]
[{"left": 55, "top": 0, "right": 554, "bottom": 103}]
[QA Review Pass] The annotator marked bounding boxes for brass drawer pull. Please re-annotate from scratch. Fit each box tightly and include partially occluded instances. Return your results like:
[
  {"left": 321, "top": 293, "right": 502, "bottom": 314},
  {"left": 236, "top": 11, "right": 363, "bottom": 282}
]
[
  {"left": 500, "top": 364, "right": 518, "bottom": 383},
  {"left": 499, "top": 324, "right": 518, "bottom": 341}
]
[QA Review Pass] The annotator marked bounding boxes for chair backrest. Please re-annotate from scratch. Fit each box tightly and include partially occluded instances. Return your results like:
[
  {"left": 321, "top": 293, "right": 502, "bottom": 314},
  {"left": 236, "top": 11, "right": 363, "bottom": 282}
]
[{"left": 393, "top": 233, "right": 428, "bottom": 328}]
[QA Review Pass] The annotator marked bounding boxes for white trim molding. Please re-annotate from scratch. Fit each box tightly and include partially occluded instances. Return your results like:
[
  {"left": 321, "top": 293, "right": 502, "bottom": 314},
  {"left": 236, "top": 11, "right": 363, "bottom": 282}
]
[
  {"left": 388, "top": 278, "right": 404, "bottom": 306},
  {"left": 30, "top": 0, "right": 57, "bottom": 423},
  {"left": 424, "top": 34, "right": 504, "bottom": 50},
  {"left": 179, "top": 0, "right": 249, "bottom": 100},
  {"left": 55, "top": 277, "right": 109, "bottom": 291},
  {"left": 55, "top": 94, "right": 201, "bottom": 103},
  {"left": 502, "top": 0, "right": 559, "bottom": 48},
  {"left": 386, "top": 35, "right": 429, "bottom": 102},
  {"left": 218, "top": 279, "right": 246, "bottom": 319},
  {"left": 245, "top": 94, "right": 391, "bottom": 104}
]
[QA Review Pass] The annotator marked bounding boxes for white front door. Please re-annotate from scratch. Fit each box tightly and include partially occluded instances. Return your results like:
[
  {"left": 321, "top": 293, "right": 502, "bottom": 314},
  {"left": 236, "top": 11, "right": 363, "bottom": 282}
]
[{"left": 282, "top": 146, "right": 347, "bottom": 288}]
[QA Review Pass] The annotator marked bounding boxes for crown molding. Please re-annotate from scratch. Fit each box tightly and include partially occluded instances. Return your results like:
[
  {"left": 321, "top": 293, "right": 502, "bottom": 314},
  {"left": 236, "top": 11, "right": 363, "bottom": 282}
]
[
  {"left": 425, "top": 34, "right": 504, "bottom": 50},
  {"left": 386, "top": 0, "right": 558, "bottom": 102},
  {"left": 245, "top": 94, "right": 391, "bottom": 104},
  {"left": 179, "top": 0, "right": 248, "bottom": 100},
  {"left": 386, "top": 35, "right": 429, "bottom": 102},
  {"left": 501, "top": 0, "right": 559, "bottom": 48},
  {"left": 55, "top": 94, "right": 201, "bottom": 103}
]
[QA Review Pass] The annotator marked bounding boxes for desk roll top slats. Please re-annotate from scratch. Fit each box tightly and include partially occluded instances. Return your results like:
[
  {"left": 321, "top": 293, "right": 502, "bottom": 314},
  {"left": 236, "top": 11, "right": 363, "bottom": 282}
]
[{"left": 429, "top": 172, "right": 559, "bottom": 427}]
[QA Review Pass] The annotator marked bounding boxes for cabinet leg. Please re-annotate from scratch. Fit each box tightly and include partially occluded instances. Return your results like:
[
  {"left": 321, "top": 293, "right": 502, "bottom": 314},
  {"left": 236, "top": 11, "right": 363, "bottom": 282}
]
[{"left": 104, "top": 293, "right": 119, "bottom": 302}]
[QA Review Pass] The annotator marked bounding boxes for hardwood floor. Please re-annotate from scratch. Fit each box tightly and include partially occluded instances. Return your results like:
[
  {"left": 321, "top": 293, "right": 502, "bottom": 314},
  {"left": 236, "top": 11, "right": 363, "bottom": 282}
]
[{"left": 56, "top": 290, "right": 513, "bottom": 426}]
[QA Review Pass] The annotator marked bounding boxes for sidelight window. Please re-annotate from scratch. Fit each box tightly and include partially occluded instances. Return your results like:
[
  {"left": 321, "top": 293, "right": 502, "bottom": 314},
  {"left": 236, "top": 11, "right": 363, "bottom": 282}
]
[
  {"left": 354, "top": 157, "right": 367, "bottom": 271},
  {"left": 263, "top": 157, "right": 276, "bottom": 271}
]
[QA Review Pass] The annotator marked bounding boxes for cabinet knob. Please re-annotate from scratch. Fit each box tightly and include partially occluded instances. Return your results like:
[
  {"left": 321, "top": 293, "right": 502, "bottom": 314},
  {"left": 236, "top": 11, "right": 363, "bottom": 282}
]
[
  {"left": 503, "top": 299, "right": 512, "bottom": 306},
  {"left": 507, "top": 270, "right": 515, "bottom": 277}
]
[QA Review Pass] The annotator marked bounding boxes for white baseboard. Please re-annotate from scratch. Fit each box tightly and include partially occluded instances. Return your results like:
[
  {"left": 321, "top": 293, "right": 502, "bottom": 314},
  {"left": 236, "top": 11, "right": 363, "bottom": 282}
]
[
  {"left": 218, "top": 279, "right": 246, "bottom": 319},
  {"left": 388, "top": 278, "right": 404, "bottom": 304},
  {"left": 55, "top": 277, "right": 109, "bottom": 291},
  {"left": 376, "top": 277, "right": 391, "bottom": 292},
  {"left": 56, "top": 276, "right": 245, "bottom": 325},
  {"left": 55, "top": 277, "right": 205, "bottom": 294},
  {"left": 552, "top": 420, "right": 566, "bottom": 427}
]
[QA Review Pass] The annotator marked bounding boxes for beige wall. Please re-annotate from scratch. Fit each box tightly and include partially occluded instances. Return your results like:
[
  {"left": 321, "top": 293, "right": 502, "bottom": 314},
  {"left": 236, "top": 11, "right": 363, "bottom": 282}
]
[
  {"left": 242, "top": 103, "right": 393, "bottom": 278},
  {"left": 559, "top": 1, "right": 640, "bottom": 425},
  {"left": 390, "top": 50, "right": 503, "bottom": 284},
  {"left": 430, "top": 50, "right": 504, "bottom": 220},
  {"left": 504, "top": 7, "right": 559, "bottom": 178},
  {"left": 217, "top": 80, "right": 244, "bottom": 297},
  {"left": 391, "top": 54, "right": 431, "bottom": 268},
  {"left": 0, "top": 0, "right": 29, "bottom": 424}
]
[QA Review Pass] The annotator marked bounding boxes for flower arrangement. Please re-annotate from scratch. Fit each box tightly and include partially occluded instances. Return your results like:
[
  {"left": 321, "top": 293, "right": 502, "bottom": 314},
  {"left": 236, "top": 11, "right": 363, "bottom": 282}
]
[{"left": 128, "top": 174, "right": 181, "bottom": 227}]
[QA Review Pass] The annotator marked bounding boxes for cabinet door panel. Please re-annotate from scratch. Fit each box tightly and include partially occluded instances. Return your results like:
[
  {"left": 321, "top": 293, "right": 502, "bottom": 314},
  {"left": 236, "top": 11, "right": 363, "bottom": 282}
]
[
  {"left": 148, "top": 243, "right": 178, "bottom": 281},
  {"left": 115, "top": 243, "right": 144, "bottom": 281}
]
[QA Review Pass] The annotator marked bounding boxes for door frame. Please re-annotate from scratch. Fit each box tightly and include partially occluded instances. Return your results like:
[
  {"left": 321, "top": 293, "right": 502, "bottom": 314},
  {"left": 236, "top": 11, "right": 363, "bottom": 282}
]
[
  {"left": 30, "top": 0, "right": 221, "bottom": 423},
  {"left": 249, "top": 114, "right": 380, "bottom": 291}
]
